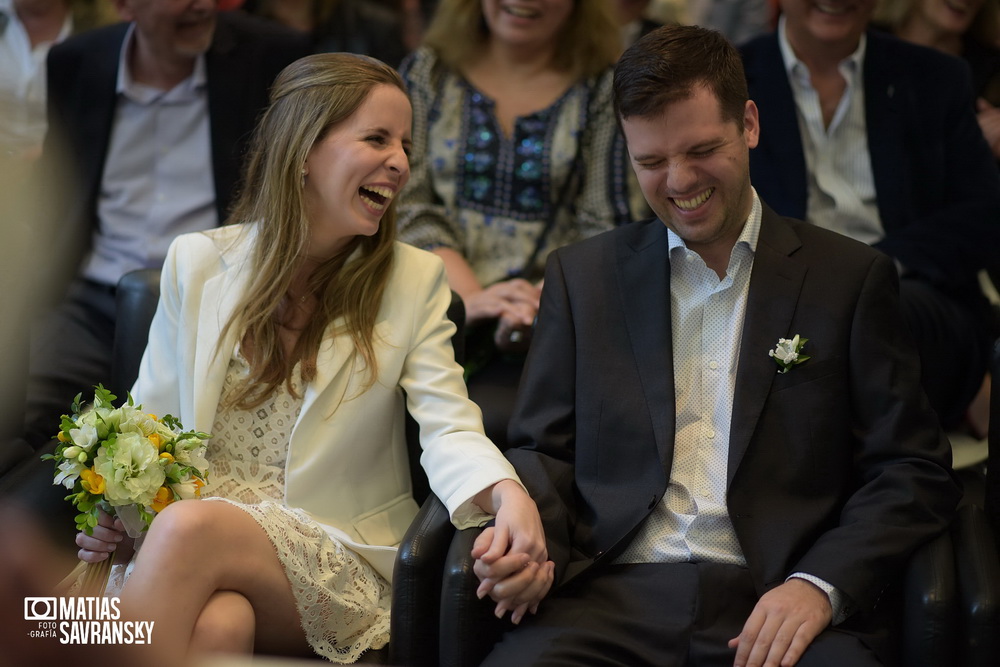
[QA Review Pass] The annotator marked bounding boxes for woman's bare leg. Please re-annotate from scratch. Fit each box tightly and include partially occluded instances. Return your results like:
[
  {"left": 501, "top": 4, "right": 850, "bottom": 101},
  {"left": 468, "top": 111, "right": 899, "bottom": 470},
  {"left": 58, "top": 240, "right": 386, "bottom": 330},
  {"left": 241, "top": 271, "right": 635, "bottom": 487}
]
[
  {"left": 118, "top": 500, "right": 313, "bottom": 659},
  {"left": 191, "top": 590, "right": 256, "bottom": 655}
]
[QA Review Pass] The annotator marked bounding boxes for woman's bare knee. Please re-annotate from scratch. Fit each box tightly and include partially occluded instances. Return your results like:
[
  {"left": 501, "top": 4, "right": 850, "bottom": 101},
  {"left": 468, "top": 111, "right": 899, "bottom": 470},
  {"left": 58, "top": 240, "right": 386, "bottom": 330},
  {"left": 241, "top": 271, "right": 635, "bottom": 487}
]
[
  {"left": 143, "top": 500, "right": 215, "bottom": 546},
  {"left": 191, "top": 591, "right": 255, "bottom": 656}
]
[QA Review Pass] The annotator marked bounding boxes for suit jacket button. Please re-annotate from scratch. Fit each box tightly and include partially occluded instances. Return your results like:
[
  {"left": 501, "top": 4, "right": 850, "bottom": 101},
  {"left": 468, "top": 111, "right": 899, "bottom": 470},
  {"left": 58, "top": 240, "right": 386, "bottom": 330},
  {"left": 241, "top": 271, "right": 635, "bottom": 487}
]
[{"left": 648, "top": 495, "right": 657, "bottom": 509}]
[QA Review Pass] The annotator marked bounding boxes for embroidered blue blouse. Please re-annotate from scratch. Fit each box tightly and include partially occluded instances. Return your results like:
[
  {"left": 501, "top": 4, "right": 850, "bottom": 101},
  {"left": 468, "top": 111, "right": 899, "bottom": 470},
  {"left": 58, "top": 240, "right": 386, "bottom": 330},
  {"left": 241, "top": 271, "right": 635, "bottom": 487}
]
[{"left": 397, "top": 47, "right": 646, "bottom": 286}]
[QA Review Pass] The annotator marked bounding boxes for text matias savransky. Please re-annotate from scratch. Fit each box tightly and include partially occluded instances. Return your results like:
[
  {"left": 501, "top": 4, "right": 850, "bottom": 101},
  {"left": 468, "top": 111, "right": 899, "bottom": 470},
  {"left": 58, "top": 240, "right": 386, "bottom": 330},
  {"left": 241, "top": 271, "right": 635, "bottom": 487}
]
[{"left": 24, "top": 596, "right": 155, "bottom": 645}]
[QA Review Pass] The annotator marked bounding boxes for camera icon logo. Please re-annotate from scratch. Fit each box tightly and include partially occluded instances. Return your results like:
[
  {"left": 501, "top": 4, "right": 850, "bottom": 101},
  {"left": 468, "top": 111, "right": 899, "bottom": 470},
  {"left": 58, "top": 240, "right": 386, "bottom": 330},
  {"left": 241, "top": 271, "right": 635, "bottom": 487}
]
[{"left": 24, "top": 597, "right": 57, "bottom": 621}]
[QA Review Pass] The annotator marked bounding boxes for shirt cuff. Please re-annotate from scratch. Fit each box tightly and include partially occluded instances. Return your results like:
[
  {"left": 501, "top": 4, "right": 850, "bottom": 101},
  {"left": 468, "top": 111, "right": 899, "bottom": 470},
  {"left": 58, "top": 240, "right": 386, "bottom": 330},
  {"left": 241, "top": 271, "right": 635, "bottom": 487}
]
[{"left": 788, "top": 572, "right": 853, "bottom": 625}]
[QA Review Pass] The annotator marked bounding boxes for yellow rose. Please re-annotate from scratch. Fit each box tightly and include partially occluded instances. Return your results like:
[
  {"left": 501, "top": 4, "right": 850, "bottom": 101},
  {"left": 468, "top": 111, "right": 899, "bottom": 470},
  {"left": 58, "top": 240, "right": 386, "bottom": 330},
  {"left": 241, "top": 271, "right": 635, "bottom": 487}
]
[
  {"left": 80, "top": 468, "right": 106, "bottom": 495},
  {"left": 151, "top": 486, "right": 175, "bottom": 513},
  {"left": 148, "top": 433, "right": 162, "bottom": 449},
  {"left": 158, "top": 451, "right": 174, "bottom": 464},
  {"left": 57, "top": 430, "right": 69, "bottom": 443}
]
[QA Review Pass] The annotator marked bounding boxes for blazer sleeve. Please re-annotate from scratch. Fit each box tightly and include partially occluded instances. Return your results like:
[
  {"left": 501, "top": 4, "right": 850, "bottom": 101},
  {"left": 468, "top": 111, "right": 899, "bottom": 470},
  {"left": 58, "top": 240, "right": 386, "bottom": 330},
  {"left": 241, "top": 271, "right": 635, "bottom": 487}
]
[
  {"left": 130, "top": 237, "right": 187, "bottom": 421},
  {"left": 788, "top": 252, "right": 961, "bottom": 609},
  {"left": 397, "top": 250, "right": 523, "bottom": 527}
]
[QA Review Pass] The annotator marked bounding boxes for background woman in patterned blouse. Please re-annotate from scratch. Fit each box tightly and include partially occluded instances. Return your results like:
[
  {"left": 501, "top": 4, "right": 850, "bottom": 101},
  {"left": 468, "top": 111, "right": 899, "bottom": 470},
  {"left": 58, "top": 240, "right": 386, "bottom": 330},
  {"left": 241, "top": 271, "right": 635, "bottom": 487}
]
[{"left": 397, "top": 0, "right": 647, "bottom": 447}]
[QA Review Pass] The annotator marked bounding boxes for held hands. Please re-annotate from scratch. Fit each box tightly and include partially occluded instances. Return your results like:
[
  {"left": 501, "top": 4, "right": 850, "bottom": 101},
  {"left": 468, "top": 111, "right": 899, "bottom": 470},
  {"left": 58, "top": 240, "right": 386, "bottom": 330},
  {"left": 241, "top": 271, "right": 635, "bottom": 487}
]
[
  {"left": 471, "top": 480, "right": 554, "bottom": 624},
  {"left": 729, "top": 578, "right": 832, "bottom": 667},
  {"left": 75, "top": 509, "right": 135, "bottom": 564}
]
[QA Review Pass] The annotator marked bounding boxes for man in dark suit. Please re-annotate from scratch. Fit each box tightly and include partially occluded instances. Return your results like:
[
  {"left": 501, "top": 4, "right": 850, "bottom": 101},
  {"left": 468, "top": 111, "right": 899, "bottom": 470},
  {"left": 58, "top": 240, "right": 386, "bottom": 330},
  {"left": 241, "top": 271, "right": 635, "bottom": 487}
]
[
  {"left": 477, "top": 25, "right": 960, "bottom": 666},
  {"left": 741, "top": 0, "right": 1000, "bottom": 430},
  {"left": 22, "top": 0, "right": 308, "bottom": 447}
]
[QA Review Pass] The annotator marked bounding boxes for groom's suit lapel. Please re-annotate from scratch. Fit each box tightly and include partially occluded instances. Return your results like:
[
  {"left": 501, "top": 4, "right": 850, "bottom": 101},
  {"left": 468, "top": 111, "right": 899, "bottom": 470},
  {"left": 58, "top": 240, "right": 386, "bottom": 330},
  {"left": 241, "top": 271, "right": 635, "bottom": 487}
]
[
  {"left": 616, "top": 220, "right": 677, "bottom": 477},
  {"left": 727, "top": 207, "right": 806, "bottom": 488}
]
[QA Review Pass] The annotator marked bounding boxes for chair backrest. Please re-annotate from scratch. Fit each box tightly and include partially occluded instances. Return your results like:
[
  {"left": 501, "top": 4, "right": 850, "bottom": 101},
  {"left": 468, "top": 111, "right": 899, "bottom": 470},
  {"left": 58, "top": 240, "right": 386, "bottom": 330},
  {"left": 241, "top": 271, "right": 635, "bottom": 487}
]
[
  {"left": 111, "top": 268, "right": 162, "bottom": 398},
  {"left": 110, "top": 268, "right": 467, "bottom": 503}
]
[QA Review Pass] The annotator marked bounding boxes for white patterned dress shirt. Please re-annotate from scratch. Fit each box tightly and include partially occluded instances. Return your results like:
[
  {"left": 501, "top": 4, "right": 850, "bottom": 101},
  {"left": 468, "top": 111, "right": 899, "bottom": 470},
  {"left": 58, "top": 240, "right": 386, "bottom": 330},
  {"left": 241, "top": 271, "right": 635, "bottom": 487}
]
[
  {"left": 778, "top": 16, "right": 884, "bottom": 247},
  {"left": 81, "top": 23, "right": 217, "bottom": 286}
]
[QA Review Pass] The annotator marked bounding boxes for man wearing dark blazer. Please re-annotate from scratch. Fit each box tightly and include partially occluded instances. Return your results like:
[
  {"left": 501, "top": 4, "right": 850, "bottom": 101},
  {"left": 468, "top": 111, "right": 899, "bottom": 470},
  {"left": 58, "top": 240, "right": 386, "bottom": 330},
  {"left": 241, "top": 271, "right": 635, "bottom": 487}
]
[
  {"left": 23, "top": 0, "right": 308, "bottom": 447},
  {"left": 478, "top": 26, "right": 960, "bottom": 666},
  {"left": 741, "top": 0, "right": 1000, "bottom": 430}
]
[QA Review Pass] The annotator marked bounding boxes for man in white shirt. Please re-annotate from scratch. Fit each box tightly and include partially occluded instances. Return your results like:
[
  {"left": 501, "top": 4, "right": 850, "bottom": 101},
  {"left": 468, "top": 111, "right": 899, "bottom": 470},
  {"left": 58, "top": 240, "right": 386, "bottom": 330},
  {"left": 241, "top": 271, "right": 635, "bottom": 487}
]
[
  {"left": 21, "top": 0, "right": 307, "bottom": 448},
  {"left": 478, "top": 25, "right": 959, "bottom": 666},
  {"left": 741, "top": 0, "right": 1000, "bottom": 431}
]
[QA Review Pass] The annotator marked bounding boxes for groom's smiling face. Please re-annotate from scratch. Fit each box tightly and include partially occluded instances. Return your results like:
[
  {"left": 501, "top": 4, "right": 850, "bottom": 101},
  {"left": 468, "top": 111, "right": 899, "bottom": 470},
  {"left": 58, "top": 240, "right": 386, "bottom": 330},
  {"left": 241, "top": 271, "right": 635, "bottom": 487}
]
[{"left": 621, "top": 84, "right": 759, "bottom": 264}]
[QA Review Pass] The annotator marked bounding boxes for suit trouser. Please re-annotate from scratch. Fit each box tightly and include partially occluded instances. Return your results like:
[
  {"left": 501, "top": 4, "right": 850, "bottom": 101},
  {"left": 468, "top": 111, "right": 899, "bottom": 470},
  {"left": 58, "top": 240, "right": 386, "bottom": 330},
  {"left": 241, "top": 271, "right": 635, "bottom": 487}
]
[
  {"left": 898, "top": 278, "right": 992, "bottom": 430},
  {"left": 23, "top": 279, "right": 117, "bottom": 448},
  {"left": 482, "top": 562, "right": 883, "bottom": 667}
]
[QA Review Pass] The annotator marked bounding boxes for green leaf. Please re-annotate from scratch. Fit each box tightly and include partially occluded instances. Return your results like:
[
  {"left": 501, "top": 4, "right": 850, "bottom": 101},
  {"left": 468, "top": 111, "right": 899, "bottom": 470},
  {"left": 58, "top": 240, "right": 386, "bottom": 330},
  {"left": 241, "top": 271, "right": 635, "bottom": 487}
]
[
  {"left": 70, "top": 392, "right": 83, "bottom": 415},
  {"left": 93, "top": 384, "right": 117, "bottom": 407}
]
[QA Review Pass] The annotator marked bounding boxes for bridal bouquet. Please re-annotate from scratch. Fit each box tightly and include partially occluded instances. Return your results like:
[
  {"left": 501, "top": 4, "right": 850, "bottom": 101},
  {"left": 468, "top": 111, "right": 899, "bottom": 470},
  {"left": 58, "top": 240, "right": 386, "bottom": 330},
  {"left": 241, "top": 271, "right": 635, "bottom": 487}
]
[{"left": 44, "top": 385, "right": 211, "bottom": 539}]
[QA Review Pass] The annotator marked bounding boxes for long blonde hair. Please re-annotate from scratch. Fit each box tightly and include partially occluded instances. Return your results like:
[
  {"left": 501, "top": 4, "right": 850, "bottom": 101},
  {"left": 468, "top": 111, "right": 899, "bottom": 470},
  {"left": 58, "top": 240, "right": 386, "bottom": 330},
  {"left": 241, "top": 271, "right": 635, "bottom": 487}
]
[
  {"left": 221, "top": 53, "right": 406, "bottom": 408},
  {"left": 423, "top": 0, "right": 620, "bottom": 79}
]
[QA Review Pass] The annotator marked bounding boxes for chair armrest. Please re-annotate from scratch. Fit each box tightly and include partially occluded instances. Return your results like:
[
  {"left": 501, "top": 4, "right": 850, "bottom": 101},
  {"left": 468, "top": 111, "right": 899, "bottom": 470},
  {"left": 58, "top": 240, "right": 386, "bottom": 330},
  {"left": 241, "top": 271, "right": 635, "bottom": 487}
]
[
  {"left": 389, "top": 494, "right": 454, "bottom": 667},
  {"left": 439, "top": 526, "right": 508, "bottom": 667},
  {"left": 900, "top": 526, "right": 958, "bottom": 667},
  {"left": 953, "top": 504, "right": 1000, "bottom": 667}
]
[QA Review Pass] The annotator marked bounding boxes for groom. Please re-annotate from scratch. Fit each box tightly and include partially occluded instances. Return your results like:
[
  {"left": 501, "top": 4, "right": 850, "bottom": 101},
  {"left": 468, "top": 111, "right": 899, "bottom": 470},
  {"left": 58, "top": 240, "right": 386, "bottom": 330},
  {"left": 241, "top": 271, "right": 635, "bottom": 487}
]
[{"left": 477, "top": 25, "right": 960, "bottom": 666}]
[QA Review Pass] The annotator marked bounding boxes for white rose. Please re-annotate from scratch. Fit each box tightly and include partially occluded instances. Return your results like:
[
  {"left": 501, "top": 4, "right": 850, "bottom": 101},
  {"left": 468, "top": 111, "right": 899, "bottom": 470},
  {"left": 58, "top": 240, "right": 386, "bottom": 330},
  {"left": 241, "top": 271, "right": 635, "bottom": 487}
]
[{"left": 94, "top": 432, "right": 165, "bottom": 506}]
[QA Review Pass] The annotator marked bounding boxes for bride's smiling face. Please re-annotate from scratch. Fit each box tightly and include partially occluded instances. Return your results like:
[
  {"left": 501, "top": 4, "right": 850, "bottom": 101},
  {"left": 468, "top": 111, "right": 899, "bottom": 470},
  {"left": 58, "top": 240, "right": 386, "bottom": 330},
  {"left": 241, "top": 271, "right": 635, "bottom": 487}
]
[{"left": 302, "top": 84, "right": 412, "bottom": 259}]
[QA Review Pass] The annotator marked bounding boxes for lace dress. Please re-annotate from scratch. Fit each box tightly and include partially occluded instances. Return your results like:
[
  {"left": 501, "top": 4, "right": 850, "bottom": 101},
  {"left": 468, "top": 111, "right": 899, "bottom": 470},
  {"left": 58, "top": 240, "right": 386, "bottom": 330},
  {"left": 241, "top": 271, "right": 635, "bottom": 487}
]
[
  {"left": 202, "top": 350, "right": 391, "bottom": 662},
  {"left": 99, "top": 350, "right": 391, "bottom": 662}
]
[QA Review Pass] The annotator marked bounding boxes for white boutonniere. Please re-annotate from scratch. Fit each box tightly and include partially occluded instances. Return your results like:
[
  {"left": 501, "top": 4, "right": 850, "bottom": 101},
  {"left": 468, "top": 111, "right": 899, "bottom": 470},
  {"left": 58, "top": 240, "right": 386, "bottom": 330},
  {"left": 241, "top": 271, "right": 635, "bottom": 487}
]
[{"left": 768, "top": 334, "right": 810, "bottom": 373}]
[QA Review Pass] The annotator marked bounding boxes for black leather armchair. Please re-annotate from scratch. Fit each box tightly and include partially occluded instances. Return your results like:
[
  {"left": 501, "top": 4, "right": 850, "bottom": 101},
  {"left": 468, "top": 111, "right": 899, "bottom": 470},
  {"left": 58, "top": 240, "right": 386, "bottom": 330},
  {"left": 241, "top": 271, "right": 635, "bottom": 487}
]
[{"left": 948, "top": 338, "right": 1000, "bottom": 667}]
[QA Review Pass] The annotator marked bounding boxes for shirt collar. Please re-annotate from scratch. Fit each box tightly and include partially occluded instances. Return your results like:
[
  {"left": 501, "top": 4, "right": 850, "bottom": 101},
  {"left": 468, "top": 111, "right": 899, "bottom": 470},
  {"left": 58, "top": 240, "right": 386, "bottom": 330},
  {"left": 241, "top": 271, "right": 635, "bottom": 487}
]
[
  {"left": 666, "top": 187, "right": 763, "bottom": 257},
  {"left": 116, "top": 23, "right": 208, "bottom": 103},
  {"left": 777, "top": 15, "right": 866, "bottom": 83}
]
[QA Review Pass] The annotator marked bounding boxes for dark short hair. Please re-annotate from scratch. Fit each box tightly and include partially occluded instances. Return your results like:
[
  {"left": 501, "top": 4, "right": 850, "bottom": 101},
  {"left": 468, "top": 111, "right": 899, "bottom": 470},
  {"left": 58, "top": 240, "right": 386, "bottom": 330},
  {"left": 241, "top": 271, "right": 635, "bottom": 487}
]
[{"left": 613, "top": 25, "right": 748, "bottom": 129}]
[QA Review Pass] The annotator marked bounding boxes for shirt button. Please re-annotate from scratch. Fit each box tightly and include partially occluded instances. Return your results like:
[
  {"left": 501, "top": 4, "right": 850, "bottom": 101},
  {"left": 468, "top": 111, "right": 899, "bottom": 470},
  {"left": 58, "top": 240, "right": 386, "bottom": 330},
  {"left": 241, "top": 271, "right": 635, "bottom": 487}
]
[
  {"left": 709, "top": 361, "right": 718, "bottom": 370},
  {"left": 707, "top": 430, "right": 715, "bottom": 438}
]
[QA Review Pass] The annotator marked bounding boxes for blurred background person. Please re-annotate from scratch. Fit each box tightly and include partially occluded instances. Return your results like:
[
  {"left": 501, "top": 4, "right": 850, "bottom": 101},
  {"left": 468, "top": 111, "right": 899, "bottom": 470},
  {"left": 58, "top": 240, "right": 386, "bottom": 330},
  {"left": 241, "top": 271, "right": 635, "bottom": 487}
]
[
  {"left": 396, "top": 0, "right": 647, "bottom": 448},
  {"left": 240, "top": 0, "right": 412, "bottom": 68},
  {"left": 0, "top": 0, "right": 110, "bottom": 165},
  {"left": 19, "top": 0, "right": 308, "bottom": 451},
  {"left": 875, "top": 0, "right": 1000, "bottom": 160},
  {"left": 743, "top": 0, "right": 1000, "bottom": 435},
  {"left": 687, "top": 0, "right": 773, "bottom": 44},
  {"left": 615, "top": 0, "right": 664, "bottom": 50}
]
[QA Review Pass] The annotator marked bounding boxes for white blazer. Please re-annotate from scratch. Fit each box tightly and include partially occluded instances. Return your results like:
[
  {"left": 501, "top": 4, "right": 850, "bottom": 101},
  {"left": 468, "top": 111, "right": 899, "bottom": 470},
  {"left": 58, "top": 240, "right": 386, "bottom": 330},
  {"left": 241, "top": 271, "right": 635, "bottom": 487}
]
[{"left": 132, "top": 223, "right": 520, "bottom": 581}]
